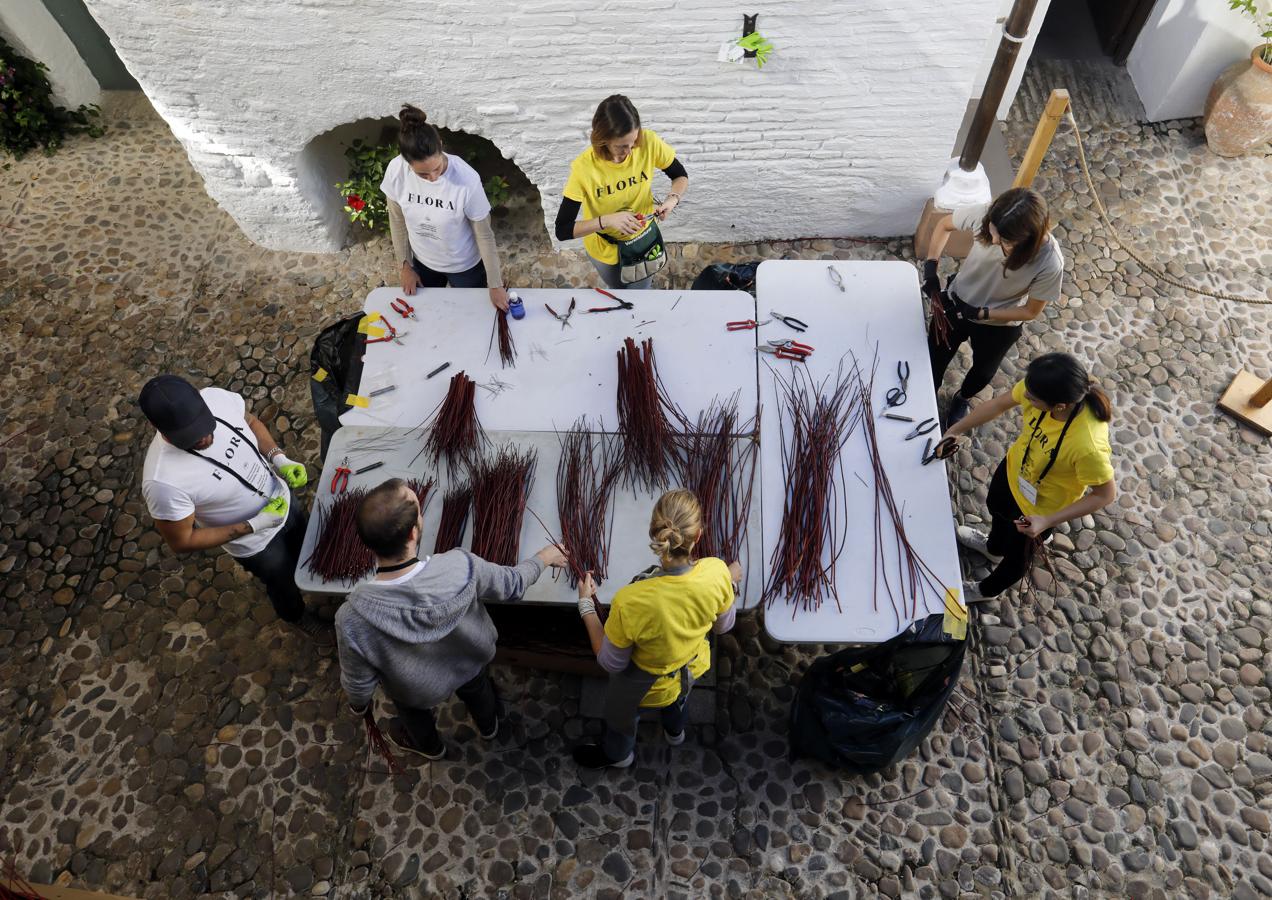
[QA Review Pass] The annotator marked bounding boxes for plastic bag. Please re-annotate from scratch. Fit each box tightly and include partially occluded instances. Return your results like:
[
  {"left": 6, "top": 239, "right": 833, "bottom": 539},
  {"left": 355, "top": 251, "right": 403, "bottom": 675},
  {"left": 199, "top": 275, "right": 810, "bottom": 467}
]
[
  {"left": 691, "top": 262, "right": 760, "bottom": 295},
  {"left": 789, "top": 613, "right": 966, "bottom": 774},
  {"left": 309, "top": 313, "right": 367, "bottom": 461}
]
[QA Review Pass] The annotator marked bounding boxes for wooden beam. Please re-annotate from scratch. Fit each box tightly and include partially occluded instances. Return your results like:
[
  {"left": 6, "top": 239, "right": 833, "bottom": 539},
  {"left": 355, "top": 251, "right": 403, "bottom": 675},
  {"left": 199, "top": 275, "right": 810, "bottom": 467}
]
[
  {"left": 1013, "top": 89, "right": 1071, "bottom": 189},
  {"left": 1218, "top": 370, "right": 1272, "bottom": 436}
]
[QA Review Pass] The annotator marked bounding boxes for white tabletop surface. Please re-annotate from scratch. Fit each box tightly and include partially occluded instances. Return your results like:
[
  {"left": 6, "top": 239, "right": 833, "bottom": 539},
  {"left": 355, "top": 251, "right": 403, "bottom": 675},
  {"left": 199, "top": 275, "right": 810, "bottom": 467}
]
[{"left": 755, "top": 260, "right": 963, "bottom": 643}]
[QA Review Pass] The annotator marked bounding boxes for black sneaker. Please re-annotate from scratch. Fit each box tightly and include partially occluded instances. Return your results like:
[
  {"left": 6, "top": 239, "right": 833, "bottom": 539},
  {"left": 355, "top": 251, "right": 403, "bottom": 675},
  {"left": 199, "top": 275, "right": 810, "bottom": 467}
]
[
  {"left": 386, "top": 719, "right": 445, "bottom": 761},
  {"left": 946, "top": 395, "right": 971, "bottom": 429},
  {"left": 293, "top": 612, "right": 335, "bottom": 650},
  {"left": 572, "top": 743, "right": 634, "bottom": 769}
]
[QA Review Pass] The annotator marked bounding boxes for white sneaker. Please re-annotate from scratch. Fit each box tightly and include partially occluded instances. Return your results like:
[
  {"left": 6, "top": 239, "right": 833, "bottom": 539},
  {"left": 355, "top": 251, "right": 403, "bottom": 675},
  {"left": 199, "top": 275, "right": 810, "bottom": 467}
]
[
  {"left": 962, "top": 581, "right": 993, "bottom": 604},
  {"left": 664, "top": 729, "right": 686, "bottom": 746},
  {"left": 956, "top": 526, "right": 1002, "bottom": 562}
]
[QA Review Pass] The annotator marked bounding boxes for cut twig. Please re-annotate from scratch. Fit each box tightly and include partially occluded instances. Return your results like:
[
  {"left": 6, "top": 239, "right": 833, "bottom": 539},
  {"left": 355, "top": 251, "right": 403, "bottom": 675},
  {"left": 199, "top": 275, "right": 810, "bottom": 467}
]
[{"left": 470, "top": 445, "right": 537, "bottom": 566}]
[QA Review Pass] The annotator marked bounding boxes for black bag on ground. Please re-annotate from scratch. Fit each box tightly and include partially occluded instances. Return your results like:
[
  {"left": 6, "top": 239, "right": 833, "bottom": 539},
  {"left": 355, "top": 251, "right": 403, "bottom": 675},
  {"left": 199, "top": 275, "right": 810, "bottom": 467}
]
[
  {"left": 309, "top": 313, "right": 367, "bottom": 461},
  {"left": 789, "top": 613, "right": 966, "bottom": 774},
  {"left": 690, "top": 262, "right": 760, "bottom": 295}
]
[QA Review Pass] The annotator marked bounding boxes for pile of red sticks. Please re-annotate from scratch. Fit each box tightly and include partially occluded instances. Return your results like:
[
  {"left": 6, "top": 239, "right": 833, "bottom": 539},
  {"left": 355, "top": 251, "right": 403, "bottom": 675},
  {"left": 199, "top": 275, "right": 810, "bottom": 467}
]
[
  {"left": 490, "top": 310, "right": 517, "bottom": 368},
  {"left": 926, "top": 282, "right": 953, "bottom": 348},
  {"left": 762, "top": 363, "right": 863, "bottom": 615},
  {"left": 678, "top": 396, "right": 759, "bottom": 563},
  {"left": 555, "top": 420, "right": 621, "bottom": 588},
  {"left": 305, "top": 478, "right": 434, "bottom": 584},
  {"left": 616, "top": 337, "right": 687, "bottom": 490},
  {"left": 1, "top": 855, "right": 42, "bottom": 900},
  {"left": 419, "top": 371, "right": 485, "bottom": 472},
  {"left": 363, "top": 708, "right": 405, "bottom": 777},
  {"left": 470, "top": 445, "right": 537, "bottom": 566},
  {"left": 434, "top": 483, "right": 472, "bottom": 554}
]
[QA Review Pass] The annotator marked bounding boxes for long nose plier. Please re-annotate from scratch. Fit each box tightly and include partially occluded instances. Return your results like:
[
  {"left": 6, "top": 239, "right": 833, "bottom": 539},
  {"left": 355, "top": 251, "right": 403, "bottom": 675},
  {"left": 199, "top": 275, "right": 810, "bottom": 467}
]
[
  {"left": 587, "top": 287, "right": 635, "bottom": 313},
  {"left": 770, "top": 310, "right": 808, "bottom": 333}
]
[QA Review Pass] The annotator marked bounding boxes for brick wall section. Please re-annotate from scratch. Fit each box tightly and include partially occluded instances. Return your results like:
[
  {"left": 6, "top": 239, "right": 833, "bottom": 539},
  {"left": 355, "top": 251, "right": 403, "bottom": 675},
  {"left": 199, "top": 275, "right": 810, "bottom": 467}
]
[{"left": 84, "top": 1, "right": 1002, "bottom": 252}]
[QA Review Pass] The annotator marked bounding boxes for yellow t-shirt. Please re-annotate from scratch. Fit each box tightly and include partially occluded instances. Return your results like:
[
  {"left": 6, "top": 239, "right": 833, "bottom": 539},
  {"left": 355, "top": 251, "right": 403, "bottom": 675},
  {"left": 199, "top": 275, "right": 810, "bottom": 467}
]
[
  {"left": 563, "top": 129, "right": 677, "bottom": 265},
  {"left": 604, "top": 557, "right": 734, "bottom": 708},
  {"left": 1006, "top": 380, "right": 1114, "bottom": 517}
]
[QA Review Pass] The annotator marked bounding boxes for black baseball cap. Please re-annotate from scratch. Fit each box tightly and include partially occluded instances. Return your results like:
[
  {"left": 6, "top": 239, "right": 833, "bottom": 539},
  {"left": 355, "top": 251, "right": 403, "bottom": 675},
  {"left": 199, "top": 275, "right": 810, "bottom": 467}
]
[{"left": 138, "top": 375, "right": 215, "bottom": 450}]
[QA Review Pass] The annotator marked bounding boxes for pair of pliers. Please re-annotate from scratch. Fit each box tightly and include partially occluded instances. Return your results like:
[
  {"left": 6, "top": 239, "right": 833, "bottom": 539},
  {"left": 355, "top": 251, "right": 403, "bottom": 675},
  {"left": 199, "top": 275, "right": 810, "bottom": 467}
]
[
  {"left": 770, "top": 310, "right": 808, "bottom": 332},
  {"left": 904, "top": 418, "right": 939, "bottom": 440},
  {"left": 766, "top": 338, "right": 814, "bottom": 358},
  {"left": 587, "top": 287, "right": 635, "bottom": 313},
  {"left": 885, "top": 361, "right": 910, "bottom": 408},
  {"left": 726, "top": 319, "right": 770, "bottom": 331},
  {"left": 366, "top": 314, "right": 407, "bottom": 345},
  {"left": 545, "top": 299, "right": 576, "bottom": 329},
  {"left": 330, "top": 457, "right": 352, "bottom": 493},
  {"left": 390, "top": 297, "right": 417, "bottom": 320}
]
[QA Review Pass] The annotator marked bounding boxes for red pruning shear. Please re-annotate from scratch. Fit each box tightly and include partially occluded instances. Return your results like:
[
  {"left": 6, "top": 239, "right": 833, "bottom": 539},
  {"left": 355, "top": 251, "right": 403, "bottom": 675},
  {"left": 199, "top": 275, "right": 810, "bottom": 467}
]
[
  {"left": 366, "top": 313, "right": 407, "bottom": 345},
  {"left": 726, "top": 319, "right": 770, "bottom": 331},
  {"left": 758, "top": 338, "right": 814, "bottom": 360},
  {"left": 330, "top": 456, "right": 352, "bottom": 494},
  {"left": 587, "top": 287, "right": 635, "bottom": 313},
  {"left": 390, "top": 297, "right": 418, "bottom": 320}
]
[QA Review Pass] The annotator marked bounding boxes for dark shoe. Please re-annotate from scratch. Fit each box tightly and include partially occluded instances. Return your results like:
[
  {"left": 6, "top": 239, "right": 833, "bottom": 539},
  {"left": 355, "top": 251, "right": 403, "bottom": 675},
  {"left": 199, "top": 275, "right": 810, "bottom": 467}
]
[
  {"left": 475, "top": 698, "right": 504, "bottom": 740},
  {"left": 386, "top": 719, "right": 445, "bottom": 761},
  {"left": 664, "top": 729, "right": 686, "bottom": 746},
  {"left": 945, "top": 395, "right": 971, "bottom": 429},
  {"left": 572, "top": 743, "right": 634, "bottom": 769},
  {"left": 293, "top": 612, "right": 335, "bottom": 649}
]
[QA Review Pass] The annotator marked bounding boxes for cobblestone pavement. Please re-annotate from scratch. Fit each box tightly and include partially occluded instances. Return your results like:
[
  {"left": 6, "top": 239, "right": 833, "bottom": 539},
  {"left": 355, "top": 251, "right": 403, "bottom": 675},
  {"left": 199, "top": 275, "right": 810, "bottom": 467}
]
[{"left": 1, "top": 60, "right": 1270, "bottom": 899}]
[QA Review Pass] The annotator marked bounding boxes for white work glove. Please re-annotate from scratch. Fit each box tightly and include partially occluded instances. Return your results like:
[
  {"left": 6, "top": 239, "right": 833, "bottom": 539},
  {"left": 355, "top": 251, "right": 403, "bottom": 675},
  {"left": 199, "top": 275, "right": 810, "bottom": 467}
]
[
  {"left": 271, "top": 452, "right": 308, "bottom": 489},
  {"left": 248, "top": 496, "right": 288, "bottom": 533},
  {"left": 577, "top": 572, "right": 598, "bottom": 618},
  {"left": 577, "top": 596, "right": 597, "bottom": 618}
]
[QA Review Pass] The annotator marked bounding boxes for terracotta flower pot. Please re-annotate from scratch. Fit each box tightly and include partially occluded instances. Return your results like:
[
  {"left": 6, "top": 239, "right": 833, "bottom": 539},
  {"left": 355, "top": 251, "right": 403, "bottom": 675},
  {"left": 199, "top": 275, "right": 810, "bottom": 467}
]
[{"left": 1203, "top": 44, "right": 1272, "bottom": 157}]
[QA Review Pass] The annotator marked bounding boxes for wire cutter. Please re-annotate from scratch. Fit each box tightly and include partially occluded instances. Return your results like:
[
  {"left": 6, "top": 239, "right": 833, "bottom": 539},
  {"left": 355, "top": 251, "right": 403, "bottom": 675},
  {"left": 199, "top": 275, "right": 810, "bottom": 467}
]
[
  {"left": 330, "top": 457, "right": 352, "bottom": 493},
  {"left": 390, "top": 297, "right": 418, "bottom": 320},
  {"left": 904, "top": 418, "right": 939, "bottom": 440},
  {"left": 545, "top": 298, "right": 576, "bottom": 329},
  {"left": 366, "top": 314, "right": 407, "bottom": 345},
  {"left": 765, "top": 338, "right": 814, "bottom": 358},
  {"left": 587, "top": 287, "right": 635, "bottom": 313},
  {"left": 885, "top": 361, "right": 910, "bottom": 408},
  {"left": 770, "top": 310, "right": 808, "bottom": 332},
  {"left": 726, "top": 318, "right": 770, "bottom": 331}
]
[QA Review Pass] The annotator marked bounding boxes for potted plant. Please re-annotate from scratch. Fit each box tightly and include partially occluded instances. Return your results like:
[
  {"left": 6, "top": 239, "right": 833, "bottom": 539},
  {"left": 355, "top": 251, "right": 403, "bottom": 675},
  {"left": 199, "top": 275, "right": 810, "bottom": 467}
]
[{"left": 1203, "top": 1, "right": 1272, "bottom": 157}]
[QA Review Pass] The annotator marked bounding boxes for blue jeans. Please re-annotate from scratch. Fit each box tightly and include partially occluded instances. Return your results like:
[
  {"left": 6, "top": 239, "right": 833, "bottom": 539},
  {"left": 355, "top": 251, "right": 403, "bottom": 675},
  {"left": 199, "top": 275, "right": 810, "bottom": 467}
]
[
  {"left": 589, "top": 255, "right": 654, "bottom": 291},
  {"left": 236, "top": 509, "right": 308, "bottom": 623},
  {"left": 411, "top": 257, "right": 488, "bottom": 288}
]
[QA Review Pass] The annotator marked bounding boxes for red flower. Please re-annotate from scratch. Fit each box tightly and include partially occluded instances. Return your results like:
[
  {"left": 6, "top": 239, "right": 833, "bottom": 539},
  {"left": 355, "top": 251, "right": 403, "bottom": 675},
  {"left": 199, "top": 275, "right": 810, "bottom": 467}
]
[{"left": 347, "top": 194, "right": 366, "bottom": 212}]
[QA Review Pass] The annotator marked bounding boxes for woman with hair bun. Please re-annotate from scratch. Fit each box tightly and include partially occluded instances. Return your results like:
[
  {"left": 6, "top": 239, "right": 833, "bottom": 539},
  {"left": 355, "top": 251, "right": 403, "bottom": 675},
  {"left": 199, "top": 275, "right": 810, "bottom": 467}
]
[
  {"left": 933, "top": 352, "right": 1116, "bottom": 602},
  {"left": 923, "top": 187, "right": 1065, "bottom": 427},
  {"left": 555, "top": 94, "right": 688, "bottom": 289},
  {"left": 381, "top": 104, "right": 510, "bottom": 310},
  {"left": 571, "top": 490, "right": 739, "bottom": 769}
]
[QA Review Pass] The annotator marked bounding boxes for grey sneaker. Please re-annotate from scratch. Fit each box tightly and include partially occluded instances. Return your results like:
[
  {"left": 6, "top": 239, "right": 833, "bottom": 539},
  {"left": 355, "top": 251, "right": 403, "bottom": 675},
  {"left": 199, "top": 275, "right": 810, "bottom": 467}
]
[
  {"left": 956, "top": 526, "right": 1003, "bottom": 562},
  {"left": 293, "top": 612, "right": 335, "bottom": 649},
  {"left": 963, "top": 580, "right": 991, "bottom": 604},
  {"left": 664, "top": 729, "right": 686, "bottom": 746}
]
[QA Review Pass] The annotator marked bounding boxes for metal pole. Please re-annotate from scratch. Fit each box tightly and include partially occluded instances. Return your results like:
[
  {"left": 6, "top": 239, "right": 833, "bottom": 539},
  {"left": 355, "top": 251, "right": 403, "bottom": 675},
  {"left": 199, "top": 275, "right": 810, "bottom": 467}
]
[{"left": 959, "top": 0, "right": 1042, "bottom": 172}]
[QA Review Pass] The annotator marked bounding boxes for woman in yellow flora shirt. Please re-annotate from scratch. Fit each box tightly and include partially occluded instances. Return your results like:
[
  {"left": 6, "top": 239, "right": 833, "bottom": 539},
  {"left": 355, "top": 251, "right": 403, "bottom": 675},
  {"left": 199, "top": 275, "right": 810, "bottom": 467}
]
[
  {"left": 554, "top": 94, "right": 689, "bottom": 290},
  {"left": 572, "top": 490, "right": 739, "bottom": 769},
  {"left": 936, "top": 352, "right": 1116, "bottom": 602}
]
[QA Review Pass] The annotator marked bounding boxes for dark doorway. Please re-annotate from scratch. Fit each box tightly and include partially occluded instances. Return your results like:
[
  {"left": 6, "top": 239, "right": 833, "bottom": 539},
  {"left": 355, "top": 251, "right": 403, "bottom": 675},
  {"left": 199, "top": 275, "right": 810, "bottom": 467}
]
[
  {"left": 1034, "top": 0, "right": 1157, "bottom": 65},
  {"left": 39, "top": 0, "right": 139, "bottom": 89}
]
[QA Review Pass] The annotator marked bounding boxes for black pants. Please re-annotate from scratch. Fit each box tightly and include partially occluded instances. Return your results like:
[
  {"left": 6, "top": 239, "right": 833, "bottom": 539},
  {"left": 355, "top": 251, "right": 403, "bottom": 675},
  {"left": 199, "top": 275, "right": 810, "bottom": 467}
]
[
  {"left": 928, "top": 294, "right": 1023, "bottom": 399},
  {"left": 399, "top": 667, "right": 500, "bottom": 746},
  {"left": 411, "top": 258, "right": 488, "bottom": 289},
  {"left": 981, "top": 462, "right": 1053, "bottom": 597},
  {"left": 236, "top": 509, "right": 308, "bottom": 623}
]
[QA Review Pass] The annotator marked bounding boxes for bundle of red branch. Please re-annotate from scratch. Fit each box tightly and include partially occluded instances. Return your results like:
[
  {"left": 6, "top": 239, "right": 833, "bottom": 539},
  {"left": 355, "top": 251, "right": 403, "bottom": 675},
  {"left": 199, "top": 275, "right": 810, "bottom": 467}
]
[
  {"left": 762, "top": 364, "right": 862, "bottom": 615},
  {"left": 616, "top": 337, "right": 687, "bottom": 490},
  {"left": 856, "top": 356, "right": 947, "bottom": 628},
  {"left": 362, "top": 708, "right": 405, "bottom": 777},
  {"left": 470, "top": 445, "right": 536, "bottom": 566},
  {"left": 1, "top": 856, "right": 42, "bottom": 900},
  {"left": 677, "top": 396, "right": 759, "bottom": 563},
  {"left": 489, "top": 310, "right": 516, "bottom": 368},
  {"left": 418, "top": 371, "right": 485, "bottom": 472},
  {"left": 434, "top": 483, "right": 472, "bottom": 554},
  {"left": 926, "top": 283, "right": 953, "bottom": 348},
  {"left": 555, "top": 420, "right": 621, "bottom": 588},
  {"left": 305, "top": 478, "right": 434, "bottom": 584}
]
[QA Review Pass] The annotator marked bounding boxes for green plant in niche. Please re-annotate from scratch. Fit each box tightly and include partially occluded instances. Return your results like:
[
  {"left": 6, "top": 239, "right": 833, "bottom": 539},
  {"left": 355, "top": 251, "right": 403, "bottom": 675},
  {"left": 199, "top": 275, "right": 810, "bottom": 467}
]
[
  {"left": 0, "top": 35, "right": 103, "bottom": 161},
  {"left": 484, "top": 175, "right": 511, "bottom": 209},
  {"left": 1228, "top": 0, "right": 1272, "bottom": 62},
  {"left": 334, "top": 138, "right": 397, "bottom": 232}
]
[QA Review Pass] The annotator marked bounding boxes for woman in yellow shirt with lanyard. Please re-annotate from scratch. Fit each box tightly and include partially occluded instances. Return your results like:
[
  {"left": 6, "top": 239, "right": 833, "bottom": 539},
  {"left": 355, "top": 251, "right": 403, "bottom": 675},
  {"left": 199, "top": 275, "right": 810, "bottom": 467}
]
[
  {"left": 554, "top": 95, "right": 689, "bottom": 290},
  {"left": 571, "top": 490, "right": 740, "bottom": 769},
  {"left": 934, "top": 353, "right": 1116, "bottom": 602}
]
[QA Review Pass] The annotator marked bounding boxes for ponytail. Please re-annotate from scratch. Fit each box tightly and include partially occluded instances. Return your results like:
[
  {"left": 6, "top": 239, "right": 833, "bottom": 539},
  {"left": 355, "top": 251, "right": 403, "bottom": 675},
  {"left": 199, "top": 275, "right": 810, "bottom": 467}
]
[
  {"left": 398, "top": 104, "right": 443, "bottom": 162},
  {"left": 1084, "top": 384, "right": 1112, "bottom": 422}
]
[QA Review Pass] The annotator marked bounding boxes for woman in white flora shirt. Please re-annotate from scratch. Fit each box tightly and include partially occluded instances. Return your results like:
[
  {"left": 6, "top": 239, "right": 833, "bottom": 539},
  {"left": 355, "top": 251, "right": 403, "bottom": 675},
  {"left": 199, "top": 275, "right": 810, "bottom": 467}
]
[{"left": 382, "top": 104, "right": 509, "bottom": 310}]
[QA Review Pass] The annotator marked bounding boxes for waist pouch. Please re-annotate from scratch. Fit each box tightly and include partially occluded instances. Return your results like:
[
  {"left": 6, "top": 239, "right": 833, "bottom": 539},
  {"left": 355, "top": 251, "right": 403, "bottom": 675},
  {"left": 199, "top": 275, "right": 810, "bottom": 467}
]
[{"left": 600, "top": 220, "right": 667, "bottom": 284}]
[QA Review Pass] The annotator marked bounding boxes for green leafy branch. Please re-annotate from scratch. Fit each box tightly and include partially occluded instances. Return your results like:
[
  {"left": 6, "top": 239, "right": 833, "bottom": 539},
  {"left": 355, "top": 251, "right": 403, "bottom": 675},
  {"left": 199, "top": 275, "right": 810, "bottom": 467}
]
[
  {"left": 0, "top": 34, "right": 103, "bottom": 161},
  {"left": 1228, "top": 0, "right": 1272, "bottom": 62}
]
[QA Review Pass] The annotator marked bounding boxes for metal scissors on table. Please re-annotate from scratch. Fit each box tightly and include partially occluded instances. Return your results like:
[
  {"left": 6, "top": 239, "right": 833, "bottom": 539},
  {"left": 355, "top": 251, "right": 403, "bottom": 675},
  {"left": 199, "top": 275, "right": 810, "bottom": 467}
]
[
  {"left": 726, "top": 318, "right": 770, "bottom": 331},
  {"left": 330, "top": 457, "right": 352, "bottom": 493},
  {"left": 545, "top": 298, "right": 576, "bottom": 329},
  {"left": 366, "top": 314, "right": 408, "bottom": 345},
  {"left": 827, "top": 266, "right": 845, "bottom": 292},
  {"left": 885, "top": 361, "right": 910, "bottom": 408},
  {"left": 587, "top": 287, "right": 635, "bottom": 313},
  {"left": 390, "top": 297, "right": 418, "bottom": 320},
  {"left": 904, "top": 418, "right": 939, "bottom": 440},
  {"left": 770, "top": 310, "right": 808, "bottom": 332}
]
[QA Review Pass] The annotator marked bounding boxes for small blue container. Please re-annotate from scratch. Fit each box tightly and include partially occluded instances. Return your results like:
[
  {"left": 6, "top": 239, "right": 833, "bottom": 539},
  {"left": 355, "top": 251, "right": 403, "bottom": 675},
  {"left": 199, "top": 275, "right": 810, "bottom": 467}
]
[{"left": 507, "top": 291, "right": 525, "bottom": 320}]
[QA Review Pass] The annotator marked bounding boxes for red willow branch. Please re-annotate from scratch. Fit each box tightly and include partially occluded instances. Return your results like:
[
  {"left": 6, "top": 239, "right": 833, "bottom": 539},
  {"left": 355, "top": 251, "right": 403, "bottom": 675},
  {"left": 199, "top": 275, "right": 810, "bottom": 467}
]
[
  {"left": 488, "top": 310, "right": 517, "bottom": 368},
  {"left": 555, "top": 419, "right": 621, "bottom": 588},
  {"left": 926, "top": 283, "right": 953, "bottom": 348},
  {"left": 434, "top": 483, "right": 472, "bottom": 554},
  {"left": 616, "top": 337, "right": 688, "bottom": 490},
  {"left": 470, "top": 445, "right": 537, "bottom": 566},
  {"left": 416, "top": 370, "right": 486, "bottom": 473},
  {"left": 362, "top": 708, "right": 405, "bottom": 778},
  {"left": 677, "top": 395, "right": 759, "bottom": 563},
  {"left": 305, "top": 479, "right": 433, "bottom": 585}
]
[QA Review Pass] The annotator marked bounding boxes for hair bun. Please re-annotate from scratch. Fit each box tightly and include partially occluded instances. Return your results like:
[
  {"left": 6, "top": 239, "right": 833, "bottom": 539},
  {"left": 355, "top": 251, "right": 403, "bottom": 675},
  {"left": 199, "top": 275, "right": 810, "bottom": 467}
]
[{"left": 399, "top": 104, "right": 428, "bottom": 127}]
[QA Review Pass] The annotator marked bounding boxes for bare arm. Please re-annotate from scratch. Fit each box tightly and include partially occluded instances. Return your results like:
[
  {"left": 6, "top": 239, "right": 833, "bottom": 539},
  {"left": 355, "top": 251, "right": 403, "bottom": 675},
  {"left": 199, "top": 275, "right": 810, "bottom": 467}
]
[
  {"left": 943, "top": 389, "right": 1019, "bottom": 439},
  {"left": 925, "top": 213, "right": 957, "bottom": 263},
  {"left": 983, "top": 296, "right": 1050, "bottom": 324},
  {"left": 154, "top": 514, "right": 252, "bottom": 554},
  {"left": 1022, "top": 479, "right": 1116, "bottom": 535},
  {"left": 244, "top": 412, "right": 280, "bottom": 458},
  {"left": 582, "top": 612, "right": 605, "bottom": 657}
]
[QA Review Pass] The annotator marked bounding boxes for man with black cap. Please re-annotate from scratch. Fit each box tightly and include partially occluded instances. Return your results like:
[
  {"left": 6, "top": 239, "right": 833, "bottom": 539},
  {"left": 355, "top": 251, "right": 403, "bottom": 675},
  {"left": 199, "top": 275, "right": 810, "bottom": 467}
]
[{"left": 138, "top": 374, "right": 331, "bottom": 645}]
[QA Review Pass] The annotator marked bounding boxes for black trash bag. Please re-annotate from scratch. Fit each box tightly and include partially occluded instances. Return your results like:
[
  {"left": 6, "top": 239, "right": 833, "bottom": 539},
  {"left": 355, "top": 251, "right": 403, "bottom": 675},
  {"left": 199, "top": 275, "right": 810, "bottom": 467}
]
[
  {"left": 309, "top": 313, "right": 367, "bottom": 461},
  {"left": 691, "top": 261, "right": 760, "bottom": 295},
  {"left": 789, "top": 613, "right": 966, "bottom": 774}
]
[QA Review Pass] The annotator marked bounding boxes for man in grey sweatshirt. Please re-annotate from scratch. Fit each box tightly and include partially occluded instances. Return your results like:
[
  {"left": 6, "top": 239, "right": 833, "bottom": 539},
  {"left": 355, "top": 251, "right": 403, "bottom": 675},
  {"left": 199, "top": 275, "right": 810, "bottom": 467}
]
[{"left": 336, "top": 478, "right": 567, "bottom": 760}]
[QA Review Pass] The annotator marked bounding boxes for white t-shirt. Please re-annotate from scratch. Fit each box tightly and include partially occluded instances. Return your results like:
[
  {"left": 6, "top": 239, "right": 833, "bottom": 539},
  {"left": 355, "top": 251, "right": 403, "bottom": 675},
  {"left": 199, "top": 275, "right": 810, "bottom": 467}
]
[
  {"left": 141, "top": 388, "right": 289, "bottom": 558},
  {"left": 380, "top": 153, "right": 491, "bottom": 273}
]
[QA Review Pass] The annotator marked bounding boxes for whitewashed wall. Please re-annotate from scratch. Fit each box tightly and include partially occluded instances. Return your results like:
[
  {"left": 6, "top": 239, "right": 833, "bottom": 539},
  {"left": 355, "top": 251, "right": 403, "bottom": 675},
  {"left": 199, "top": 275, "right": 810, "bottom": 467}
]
[
  {"left": 83, "top": 0, "right": 1003, "bottom": 252},
  {"left": 0, "top": 0, "right": 100, "bottom": 110}
]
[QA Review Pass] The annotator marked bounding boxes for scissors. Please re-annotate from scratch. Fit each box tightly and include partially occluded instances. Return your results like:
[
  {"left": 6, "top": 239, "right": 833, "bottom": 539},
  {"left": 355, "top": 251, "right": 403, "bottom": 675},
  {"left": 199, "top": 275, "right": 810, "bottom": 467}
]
[{"left": 885, "top": 361, "right": 910, "bottom": 408}]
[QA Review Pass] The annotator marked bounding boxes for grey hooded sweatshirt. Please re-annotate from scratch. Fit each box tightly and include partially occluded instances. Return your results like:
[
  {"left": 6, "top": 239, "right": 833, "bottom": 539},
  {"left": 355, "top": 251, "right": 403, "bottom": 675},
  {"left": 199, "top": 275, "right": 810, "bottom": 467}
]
[{"left": 335, "top": 549, "right": 545, "bottom": 710}]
